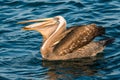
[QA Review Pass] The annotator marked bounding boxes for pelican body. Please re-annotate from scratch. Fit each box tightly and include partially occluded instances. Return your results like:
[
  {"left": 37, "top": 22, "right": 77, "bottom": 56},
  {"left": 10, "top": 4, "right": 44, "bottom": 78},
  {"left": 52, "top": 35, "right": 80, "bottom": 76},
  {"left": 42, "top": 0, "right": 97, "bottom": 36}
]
[{"left": 20, "top": 16, "right": 113, "bottom": 60}]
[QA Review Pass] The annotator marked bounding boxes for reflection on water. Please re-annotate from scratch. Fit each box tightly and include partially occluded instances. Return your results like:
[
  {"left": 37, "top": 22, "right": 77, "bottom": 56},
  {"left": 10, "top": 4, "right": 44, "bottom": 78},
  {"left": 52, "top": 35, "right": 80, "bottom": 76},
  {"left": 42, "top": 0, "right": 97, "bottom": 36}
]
[{"left": 42, "top": 55, "right": 104, "bottom": 80}]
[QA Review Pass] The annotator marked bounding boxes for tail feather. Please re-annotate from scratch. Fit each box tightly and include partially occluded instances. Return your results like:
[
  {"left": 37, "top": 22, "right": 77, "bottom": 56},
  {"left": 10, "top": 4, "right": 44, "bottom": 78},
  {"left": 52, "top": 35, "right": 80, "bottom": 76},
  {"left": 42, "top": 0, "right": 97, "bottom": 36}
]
[
  {"left": 99, "top": 38, "right": 115, "bottom": 46},
  {"left": 97, "top": 26, "right": 105, "bottom": 36}
]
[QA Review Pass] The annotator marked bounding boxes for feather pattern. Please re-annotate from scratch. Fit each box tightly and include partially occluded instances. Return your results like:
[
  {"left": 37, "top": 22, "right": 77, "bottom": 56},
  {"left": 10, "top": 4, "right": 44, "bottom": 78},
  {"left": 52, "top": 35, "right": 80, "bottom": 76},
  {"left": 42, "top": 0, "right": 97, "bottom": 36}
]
[{"left": 53, "top": 24, "right": 104, "bottom": 56}]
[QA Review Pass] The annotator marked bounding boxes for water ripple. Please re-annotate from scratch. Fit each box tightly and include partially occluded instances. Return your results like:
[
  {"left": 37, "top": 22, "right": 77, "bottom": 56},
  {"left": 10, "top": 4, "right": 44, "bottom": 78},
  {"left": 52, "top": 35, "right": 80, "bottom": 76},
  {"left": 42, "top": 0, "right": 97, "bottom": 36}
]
[{"left": 0, "top": 0, "right": 120, "bottom": 80}]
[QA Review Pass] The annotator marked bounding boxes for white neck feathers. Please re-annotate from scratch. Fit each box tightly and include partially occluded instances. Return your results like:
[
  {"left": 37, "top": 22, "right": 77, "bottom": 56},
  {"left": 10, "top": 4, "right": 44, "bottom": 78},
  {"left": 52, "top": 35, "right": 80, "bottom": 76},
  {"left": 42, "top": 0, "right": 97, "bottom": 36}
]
[{"left": 41, "top": 16, "right": 66, "bottom": 57}]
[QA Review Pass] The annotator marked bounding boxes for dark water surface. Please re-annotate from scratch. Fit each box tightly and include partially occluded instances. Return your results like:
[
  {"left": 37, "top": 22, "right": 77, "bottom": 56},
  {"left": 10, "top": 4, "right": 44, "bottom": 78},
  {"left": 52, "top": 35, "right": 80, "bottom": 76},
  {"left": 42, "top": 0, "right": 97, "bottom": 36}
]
[{"left": 0, "top": 0, "right": 120, "bottom": 80}]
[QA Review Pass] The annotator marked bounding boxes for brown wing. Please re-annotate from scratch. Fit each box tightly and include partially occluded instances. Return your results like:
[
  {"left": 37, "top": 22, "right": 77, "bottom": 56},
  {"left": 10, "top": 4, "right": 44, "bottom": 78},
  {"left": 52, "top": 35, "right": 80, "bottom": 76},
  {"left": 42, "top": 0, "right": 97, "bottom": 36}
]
[{"left": 53, "top": 24, "right": 105, "bottom": 56}]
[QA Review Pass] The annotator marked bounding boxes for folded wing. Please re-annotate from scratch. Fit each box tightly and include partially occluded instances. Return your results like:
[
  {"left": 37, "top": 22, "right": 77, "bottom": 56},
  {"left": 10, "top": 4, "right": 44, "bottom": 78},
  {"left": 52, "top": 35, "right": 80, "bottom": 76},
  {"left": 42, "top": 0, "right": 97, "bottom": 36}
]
[{"left": 53, "top": 24, "right": 105, "bottom": 56}]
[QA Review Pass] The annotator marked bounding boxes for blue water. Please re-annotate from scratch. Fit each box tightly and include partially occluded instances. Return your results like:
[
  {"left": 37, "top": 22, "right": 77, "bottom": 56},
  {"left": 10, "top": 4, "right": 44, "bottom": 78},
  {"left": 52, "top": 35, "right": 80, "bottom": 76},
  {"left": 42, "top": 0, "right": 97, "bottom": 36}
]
[{"left": 0, "top": 0, "right": 120, "bottom": 80}]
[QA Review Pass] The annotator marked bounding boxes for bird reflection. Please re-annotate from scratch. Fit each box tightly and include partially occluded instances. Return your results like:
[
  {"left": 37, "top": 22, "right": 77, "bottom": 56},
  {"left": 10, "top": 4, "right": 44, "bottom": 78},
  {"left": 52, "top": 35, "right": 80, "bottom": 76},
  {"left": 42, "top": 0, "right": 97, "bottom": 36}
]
[{"left": 41, "top": 55, "right": 104, "bottom": 80}]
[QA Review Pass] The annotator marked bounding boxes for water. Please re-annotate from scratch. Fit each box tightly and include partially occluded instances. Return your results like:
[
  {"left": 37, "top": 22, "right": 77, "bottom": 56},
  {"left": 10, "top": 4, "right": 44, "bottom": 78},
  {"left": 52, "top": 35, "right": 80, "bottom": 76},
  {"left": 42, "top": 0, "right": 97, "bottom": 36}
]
[{"left": 0, "top": 0, "right": 120, "bottom": 80}]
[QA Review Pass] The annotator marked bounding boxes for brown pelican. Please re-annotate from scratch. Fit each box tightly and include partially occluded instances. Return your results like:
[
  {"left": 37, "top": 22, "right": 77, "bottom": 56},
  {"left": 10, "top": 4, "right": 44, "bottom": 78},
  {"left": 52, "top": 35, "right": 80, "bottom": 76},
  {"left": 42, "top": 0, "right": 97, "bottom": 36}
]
[{"left": 19, "top": 16, "right": 113, "bottom": 60}]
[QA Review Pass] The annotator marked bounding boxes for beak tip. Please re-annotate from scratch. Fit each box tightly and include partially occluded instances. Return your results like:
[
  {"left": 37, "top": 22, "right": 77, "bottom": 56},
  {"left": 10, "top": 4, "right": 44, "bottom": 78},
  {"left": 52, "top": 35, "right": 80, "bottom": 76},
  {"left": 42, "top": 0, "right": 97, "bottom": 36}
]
[
  {"left": 17, "top": 22, "right": 24, "bottom": 24},
  {"left": 22, "top": 28, "right": 25, "bottom": 30},
  {"left": 22, "top": 27, "right": 28, "bottom": 30}
]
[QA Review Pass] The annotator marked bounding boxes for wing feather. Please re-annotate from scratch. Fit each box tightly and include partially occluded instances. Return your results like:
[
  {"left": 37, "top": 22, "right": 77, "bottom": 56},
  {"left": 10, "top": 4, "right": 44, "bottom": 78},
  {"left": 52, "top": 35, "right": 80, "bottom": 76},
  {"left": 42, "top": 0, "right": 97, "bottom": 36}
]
[{"left": 53, "top": 24, "right": 104, "bottom": 56}]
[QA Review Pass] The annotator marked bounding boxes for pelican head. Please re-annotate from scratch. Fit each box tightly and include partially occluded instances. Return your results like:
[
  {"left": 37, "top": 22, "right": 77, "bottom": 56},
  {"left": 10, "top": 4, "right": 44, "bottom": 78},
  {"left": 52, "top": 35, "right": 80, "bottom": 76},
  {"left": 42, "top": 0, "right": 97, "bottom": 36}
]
[{"left": 20, "top": 16, "right": 66, "bottom": 41}]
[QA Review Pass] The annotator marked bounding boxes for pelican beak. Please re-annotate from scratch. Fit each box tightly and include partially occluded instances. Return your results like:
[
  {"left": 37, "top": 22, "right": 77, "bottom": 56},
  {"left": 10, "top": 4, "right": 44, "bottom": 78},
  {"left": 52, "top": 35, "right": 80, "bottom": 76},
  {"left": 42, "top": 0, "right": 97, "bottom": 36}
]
[
  {"left": 20, "top": 17, "right": 56, "bottom": 30},
  {"left": 18, "top": 18, "right": 53, "bottom": 24}
]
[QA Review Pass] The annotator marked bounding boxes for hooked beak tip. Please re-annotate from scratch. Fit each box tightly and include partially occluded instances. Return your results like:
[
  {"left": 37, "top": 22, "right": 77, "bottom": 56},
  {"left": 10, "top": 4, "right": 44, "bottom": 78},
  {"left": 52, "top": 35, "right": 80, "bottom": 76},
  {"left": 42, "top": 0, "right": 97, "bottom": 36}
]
[{"left": 22, "top": 27, "right": 30, "bottom": 30}]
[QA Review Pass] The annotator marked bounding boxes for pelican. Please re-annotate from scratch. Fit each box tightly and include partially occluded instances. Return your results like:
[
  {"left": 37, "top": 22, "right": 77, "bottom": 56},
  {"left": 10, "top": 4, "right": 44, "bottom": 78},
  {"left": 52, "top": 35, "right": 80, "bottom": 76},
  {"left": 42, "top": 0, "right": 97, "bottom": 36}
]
[{"left": 19, "top": 16, "right": 113, "bottom": 60}]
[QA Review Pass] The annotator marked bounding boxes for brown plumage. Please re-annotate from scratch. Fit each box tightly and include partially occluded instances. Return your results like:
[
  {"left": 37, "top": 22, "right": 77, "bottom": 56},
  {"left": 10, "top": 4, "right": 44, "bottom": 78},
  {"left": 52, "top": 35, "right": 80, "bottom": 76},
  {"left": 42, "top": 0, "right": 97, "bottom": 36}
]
[
  {"left": 53, "top": 24, "right": 105, "bottom": 56},
  {"left": 20, "top": 16, "right": 113, "bottom": 60}
]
